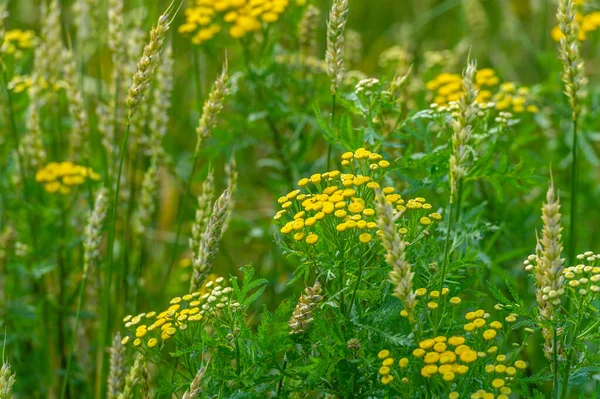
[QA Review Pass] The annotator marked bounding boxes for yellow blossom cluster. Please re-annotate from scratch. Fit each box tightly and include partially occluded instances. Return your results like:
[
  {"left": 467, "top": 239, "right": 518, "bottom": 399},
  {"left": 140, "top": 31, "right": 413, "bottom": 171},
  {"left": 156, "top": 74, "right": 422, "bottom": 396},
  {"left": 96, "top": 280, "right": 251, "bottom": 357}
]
[
  {"left": 35, "top": 162, "right": 101, "bottom": 194},
  {"left": 274, "top": 149, "right": 441, "bottom": 250},
  {"left": 493, "top": 83, "right": 539, "bottom": 114},
  {"left": 400, "top": 287, "right": 461, "bottom": 317},
  {"left": 121, "top": 277, "right": 240, "bottom": 348},
  {"left": 426, "top": 69, "right": 538, "bottom": 114},
  {"left": 8, "top": 75, "right": 64, "bottom": 93},
  {"left": 563, "top": 251, "right": 600, "bottom": 296},
  {"left": 551, "top": 11, "right": 600, "bottom": 42},
  {"left": 426, "top": 69, "right": 499, "bottom": 105},
  {"left": 1, "top": 29, "right": 36, "bottom": 58},
  {"left": 377, "top": 309, "right": 528, "bottom": 396},
  {"left": 179, "top": 0, "right": 290, "bottom": 45}
]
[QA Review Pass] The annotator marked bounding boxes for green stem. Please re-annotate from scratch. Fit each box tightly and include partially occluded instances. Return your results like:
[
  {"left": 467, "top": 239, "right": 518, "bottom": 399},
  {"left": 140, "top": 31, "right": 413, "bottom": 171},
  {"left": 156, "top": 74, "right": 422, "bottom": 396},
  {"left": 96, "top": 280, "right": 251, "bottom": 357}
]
[
  {"left": 439, "top": 197, "right": 456, "bottom": 291},
  {"left": 455, "top": 178, "right": 464, "bottom": 223},
  {"left": 61, "top": 273, "right": 87, "bottom": 399},
  {"left": 559, "top": 297, "right": 585, "bottom": 399},
  {"left": 99, "top": 120, "right": 131, "bottom": 397},
  {"left": 327, "top": 94, "right": 337, "bottom": 170},
  {"left": 568, "top": 117, "right": 578, "bottom": 264},
  {"left": 162, "top": 152, "right": 199, "bottom": 290},
  {"left": 553, "top": 325, "right": 559, "bottom": 399}
]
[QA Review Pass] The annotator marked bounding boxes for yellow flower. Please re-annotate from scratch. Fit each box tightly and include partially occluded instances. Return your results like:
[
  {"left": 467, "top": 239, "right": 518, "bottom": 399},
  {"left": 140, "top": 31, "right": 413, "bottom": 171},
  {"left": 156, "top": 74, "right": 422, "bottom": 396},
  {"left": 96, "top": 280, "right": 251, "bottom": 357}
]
[
  {"left": 377, "top": 349, "right": 390, "bottom": 359},
  {"left": 514, "top": 360, "right": 527, "bottom": 369},
  {"left": 381, "top": 375, "right": 394, "bottom": 385},
  {"left": 359, "top": 233, "right": 372, "bottom": 243},
  {"left": 424, "top": 352, "right": 440, "bottom": 364},
  {"left": 303, "top": 233, "right": 317, "bottom": 244},
  {"left": 419, "top": 339, "right": 435, "bottom": 349},
  {"left": 448, "top": 336, "right": 465, "bottom": 346},
  {"left": 147, "top": 338, "right": 158, "bottom": 348},
  {"left": 442, "top": 371, "right": 455, "bottom": 382},
  {"left": 459, "top": 350, "right": 478, "bottom": 363},
  {"left": 482, "top": 329, "right": 497, "bottom": 340},
  {"left": 492, "top": 378, "right": 505, "bottom": 388},
  {"left": 412, "top": 348, "right": 425, "bottom": 358}
]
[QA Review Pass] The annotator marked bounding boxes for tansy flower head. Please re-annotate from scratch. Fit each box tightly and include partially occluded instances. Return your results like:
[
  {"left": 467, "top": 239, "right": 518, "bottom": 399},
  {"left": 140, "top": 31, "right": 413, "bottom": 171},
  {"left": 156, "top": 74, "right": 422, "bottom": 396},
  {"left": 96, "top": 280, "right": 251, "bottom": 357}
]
[
  {"left": 35, "top": 162, "right": 101, "bottom": 194},
  {"left": 121, "top": 277, "right": 239, "bottom": 348},
  {"left": 179, "top": 0, "right": 291, "bottom": 44}
]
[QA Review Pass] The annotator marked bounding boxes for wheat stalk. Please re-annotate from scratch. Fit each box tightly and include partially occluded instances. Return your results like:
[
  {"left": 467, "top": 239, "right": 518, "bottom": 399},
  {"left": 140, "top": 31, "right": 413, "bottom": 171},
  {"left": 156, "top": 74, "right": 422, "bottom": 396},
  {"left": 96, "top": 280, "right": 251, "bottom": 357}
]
[{"left": 326, "top": 0, "right": 348, "bottom": 96}]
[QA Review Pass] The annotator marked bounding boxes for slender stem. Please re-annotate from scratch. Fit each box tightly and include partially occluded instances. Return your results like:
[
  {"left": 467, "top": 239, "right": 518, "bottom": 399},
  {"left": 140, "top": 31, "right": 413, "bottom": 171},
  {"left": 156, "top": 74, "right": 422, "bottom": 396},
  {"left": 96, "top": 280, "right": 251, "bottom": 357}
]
[
  {"left": 61, "top": 274, "right": 87, "bottom": 399},
  {"left": 162, "top": 152, "right": 199, "bottom": 290},
  {"left": 327, "top": 94, "right": 337, "bottom": 170},
  {"left": 99, "top": 120, "right": 131, "bottom": 397},
  {"left": 455, "top": 179, "right": 464, "bottom": 223},
  {"left": 235, "top": 337, "right": 241, "bottom": 377},
  {"left": 277, "top": 358, "right": 288, "bottom": 395},
  {"left": 1, "top": 70, "right": 29, "bottom": 193},
  {"left": 568, "top": 118, "right": 578, "bottom": 264},
  {"left": 346, "top": 250, "right": 376, "bottom": 318},
  {"left": 559, "top": 297, "right": 586, "bottom": 399},
  {"left": 553, "top": 325, "right": 559, "bottom": 399},
  {"left": 439, "top": 197, "right": 456, "bottom": 291}
]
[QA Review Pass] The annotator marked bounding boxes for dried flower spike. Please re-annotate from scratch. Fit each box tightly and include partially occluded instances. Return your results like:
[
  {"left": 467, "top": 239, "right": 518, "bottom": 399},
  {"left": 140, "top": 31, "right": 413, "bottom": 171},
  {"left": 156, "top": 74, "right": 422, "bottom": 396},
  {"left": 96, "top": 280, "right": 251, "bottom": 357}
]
[
  {"left": 557, "top": 0, "right": 587, "bottom": 119},
  {"left": 375, "top": 189, "right": 416, "bottom": 321},
  {"left": 326, "top": 0, "right": 348, "bottom": 96},
  {"left": 182, "top": 366, "right": 208, "bottom": 399},
  {"left": 107, "top": 331, "right": 126, "bottom": 399},
  {"left": 449, "top": 60, "right": 478, "bottom": 203},
  {"left": 195, "top": 61, "right": 230, "bottom": 154},
  {"left": 126, "top": 4, "right": 176, "bottom": 117},
  {"left": 289, "top": 281, "right": 324, "bottom": 335},
  {"left": 63, "top": 48, "right": 90, "bottom": 160},
  {"left": 189, "top": 170, "right": 215, "bottom": 254},
  {"left": 190, "top": 187, "right": 232, "bottom": 292},
  {"left": 0, "top": 361, "right": 16, "bottom": 399},
  {"left": 117, "top": 353, "right": 144, "bottom": 399},
  {"left": 299, "top": 5, "right": 320, "bottom": 59},
  {"left": 83, "top": 187, "right": 108, "bottom": 276}
]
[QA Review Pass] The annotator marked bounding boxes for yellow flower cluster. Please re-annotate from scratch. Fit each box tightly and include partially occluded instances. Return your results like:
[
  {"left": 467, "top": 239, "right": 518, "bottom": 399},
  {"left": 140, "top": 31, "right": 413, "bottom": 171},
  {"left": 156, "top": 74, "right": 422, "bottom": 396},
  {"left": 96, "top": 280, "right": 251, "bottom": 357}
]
[
  {"left": 494, "top": 83, "right": 539, "bottom": 114},
  {"left": 426, "top": 69, "right": 538, "bottom": 114},
  {"left": 401, "top": 287, "right": 461, "bottom": 317},
  {"left": 377, "top": 309, "right": 528, "bottom": 396},
  {"left": 426, "top": 69, "right": 499, "bottom": 105},
  {"left": 179, "top": 0, "right": 290, "bottom": 45},
  {"left": 274, "top": 149, "right": 441, "bottom": 250},
  {"left": 1, "top": 29, "right": 36, "bottom": 58},
  {"left": 9, "top": 75, "right": 64, "bottom": 93},
  {"left": 462, "top": 309, "right": 503, "bottom": 341},
  {"left": 35, "top": 162, "right": 101, "bottom": 194},
  {"left": 563, "top": 251, "right": 600, "bottom": 296},
  {"left": 121, "top": 277, "right": 240, "bottom": 348},
  {"left": 551, "top": 12, "right": 600, "bottom": 42},
  {"left": 7, "top": 75, "right": 34, "bottom": 93}
]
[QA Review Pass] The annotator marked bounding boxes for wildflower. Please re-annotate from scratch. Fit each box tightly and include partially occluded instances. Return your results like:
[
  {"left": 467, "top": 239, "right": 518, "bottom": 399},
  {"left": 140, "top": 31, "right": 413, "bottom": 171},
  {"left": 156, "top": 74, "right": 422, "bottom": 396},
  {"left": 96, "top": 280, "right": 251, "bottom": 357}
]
[
  {"left": 1, "top": 29, "right": 36, "bottom": 58},
  {"left": 35, "top": 162, "right": 101, "bottom": 194},
  {"left": 179, "top": 0, "right": 289, "bottom": 44}
]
